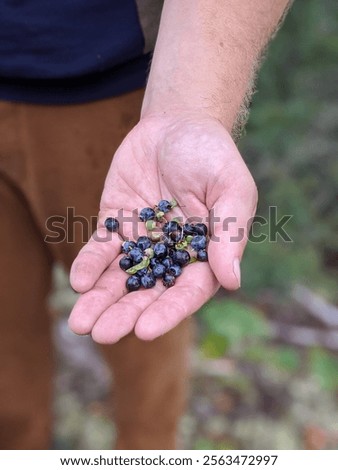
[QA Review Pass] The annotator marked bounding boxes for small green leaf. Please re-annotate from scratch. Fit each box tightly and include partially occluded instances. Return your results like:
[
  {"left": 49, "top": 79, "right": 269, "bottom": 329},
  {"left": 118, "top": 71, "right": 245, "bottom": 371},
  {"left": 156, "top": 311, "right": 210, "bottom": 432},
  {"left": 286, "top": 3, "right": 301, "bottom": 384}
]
[
  {"left": 126, "top": 257, "right": 150, "bottom": 274},
  {"left": 170, "top": 199, "right": 178, "bottom": 209},
  {"left": 175, "top": 241, "right": 188, "bottom": 250},
  {"left": 144, "top": 248, "right": 154, "bottom": 258},
  {"left": 146, "top": 220, "right": 156, "bottom": 230},
  {"left": 155, "top": 211, "right": 165, "bottom": 220}
]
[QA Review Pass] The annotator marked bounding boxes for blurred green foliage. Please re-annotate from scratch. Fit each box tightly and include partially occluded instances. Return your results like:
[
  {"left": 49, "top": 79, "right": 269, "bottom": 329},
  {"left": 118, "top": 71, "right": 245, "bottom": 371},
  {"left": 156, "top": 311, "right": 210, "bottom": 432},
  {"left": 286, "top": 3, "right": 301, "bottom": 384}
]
[
  {"left": 199, "top": 299, "right": 304, "bottom": 381},
  {"left": 309, "top": 348, "right": 338, "bottom": 391},
  {"left": 238, "top": 0, "right": 338, "bottom": 297},
  {"left": 201, "top": 300, "right": 270, "bottom": 351},
  {"left": 196, "top": 0, "right": 338, "bottom": 449}
]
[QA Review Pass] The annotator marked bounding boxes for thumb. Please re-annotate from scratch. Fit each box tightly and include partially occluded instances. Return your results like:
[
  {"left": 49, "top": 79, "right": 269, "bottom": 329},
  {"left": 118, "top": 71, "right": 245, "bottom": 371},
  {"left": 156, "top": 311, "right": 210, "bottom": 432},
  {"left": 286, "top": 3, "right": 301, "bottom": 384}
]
[{"left": 207, "top": 179, "right": 257, "bottom": 290}]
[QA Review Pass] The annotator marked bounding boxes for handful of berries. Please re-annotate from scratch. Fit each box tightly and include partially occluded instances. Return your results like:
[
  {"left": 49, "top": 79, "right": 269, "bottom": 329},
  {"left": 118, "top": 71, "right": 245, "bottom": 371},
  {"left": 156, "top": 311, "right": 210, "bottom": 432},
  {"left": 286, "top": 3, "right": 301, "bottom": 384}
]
[{"left": 104, "top": 199, "right": 209, "bottom": 292}]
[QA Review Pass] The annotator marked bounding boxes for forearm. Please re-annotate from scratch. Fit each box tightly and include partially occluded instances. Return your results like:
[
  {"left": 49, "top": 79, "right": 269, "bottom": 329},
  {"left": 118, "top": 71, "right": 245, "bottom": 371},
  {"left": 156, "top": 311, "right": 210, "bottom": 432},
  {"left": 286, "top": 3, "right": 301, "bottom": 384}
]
[{"left": 141, "top": 0, "right": 291, "bottom": 134}]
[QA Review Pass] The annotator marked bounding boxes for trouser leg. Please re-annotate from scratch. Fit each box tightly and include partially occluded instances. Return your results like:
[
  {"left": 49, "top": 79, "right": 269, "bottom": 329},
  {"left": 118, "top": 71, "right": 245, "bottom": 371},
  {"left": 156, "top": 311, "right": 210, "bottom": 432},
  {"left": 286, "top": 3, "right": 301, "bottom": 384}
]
[
  {"left": 101, "top": 320, "right": 192, "bottom": 449},
  {"left": 0, "top": 177, "right": 53, "bottom": 449},
  {"left": 18, "top": 91, "right": 193, "bottom": 449}
]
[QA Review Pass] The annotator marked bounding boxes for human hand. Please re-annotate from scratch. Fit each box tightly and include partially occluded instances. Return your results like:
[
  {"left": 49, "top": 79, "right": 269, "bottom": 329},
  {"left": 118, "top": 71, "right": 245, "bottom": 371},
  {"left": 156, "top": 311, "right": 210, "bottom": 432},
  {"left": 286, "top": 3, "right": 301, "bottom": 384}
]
[{"left": 69, "top": 113, "right": 257, "bottom": 343}]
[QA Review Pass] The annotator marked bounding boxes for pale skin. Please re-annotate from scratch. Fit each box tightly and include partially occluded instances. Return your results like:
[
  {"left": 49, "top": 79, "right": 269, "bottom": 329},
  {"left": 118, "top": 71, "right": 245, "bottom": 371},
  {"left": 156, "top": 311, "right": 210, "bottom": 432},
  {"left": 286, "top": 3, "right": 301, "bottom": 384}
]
[{"left": 69, "top": 0, "right": 291, "bottom": 343}]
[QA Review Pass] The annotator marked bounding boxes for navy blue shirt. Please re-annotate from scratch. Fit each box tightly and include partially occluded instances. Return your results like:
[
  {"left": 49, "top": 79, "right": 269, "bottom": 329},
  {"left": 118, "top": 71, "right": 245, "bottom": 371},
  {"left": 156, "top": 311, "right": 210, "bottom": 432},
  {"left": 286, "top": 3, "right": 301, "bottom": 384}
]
[{"left": 0, "top": 1, "right": 162, "bottom": 104}]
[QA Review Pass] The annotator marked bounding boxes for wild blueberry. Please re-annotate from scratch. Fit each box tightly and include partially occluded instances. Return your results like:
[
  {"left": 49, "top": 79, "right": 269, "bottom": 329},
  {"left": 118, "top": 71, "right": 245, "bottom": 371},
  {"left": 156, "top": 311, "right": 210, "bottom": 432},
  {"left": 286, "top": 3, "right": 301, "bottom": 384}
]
[
  {"left": 150, "top": 258, "right": 160, "bottom": 268},
  {"left": 197, "top": 249, "right": 208, "bottom": 262},
  {"left": 136, "top": 267, "right": 149, "bottom": 277},
  {"left": 126, "top": 275, "right": 141, "bottom": 292},
  {"left": 162, "top": 257, "right": 174, "bottom": 269},
  {"left": 121, "top": 240, "right": 136, "bottom": 254},
  {"left": 163, "top": 220, "right": 180, "bottom": 235},
  {"left": 129, "top": 248, "right": 143, "bottom": 264},
  {"left": 104, "top": 217, "right": 119, "bottom": 232},
  {"left": 194, "top": 223, "right": 208, "bottom": 236},
  {"left": 153, "top": 242, "right": 167, "bottom": 259},
  {"left": 139, "top": 207, "right": 156, "bottom": 222},
  {"left": 119, "top": 256, "right": 133, "bottom": 271},
  {"left": 163, "top": 273, "right": 176, "bottom": 288},
  {"left": 158, "top": 200, "right": 172, "bottom": 213},
  {"left": 190, "top": 235, "right": 207, "bottom": 251},
  {"left": 167, "top": 247, "right": 176, "bottom": 258},
  {"left": 168, "top": 264, "right": 182, "bottom": 277},
  {"left": 162, "top": 234, "right": 175, "bottom": 247},
  {"left": 170, "top": 228, "right": 183, "bottom": 243},
  {"left": 172, "top": 249, "right": 190, "bottom": 266},
  {"left": 183, "top": 223, "right": 195, "bottom": 236},
  {"left": 152, "top": 263, "right": 166, "bottom": 279},
  {"left": 140, "top": 273, "right": 156, "bottom": 289},
  {"left": 136, "top": 236, "right": 152, "bottom": 251}
]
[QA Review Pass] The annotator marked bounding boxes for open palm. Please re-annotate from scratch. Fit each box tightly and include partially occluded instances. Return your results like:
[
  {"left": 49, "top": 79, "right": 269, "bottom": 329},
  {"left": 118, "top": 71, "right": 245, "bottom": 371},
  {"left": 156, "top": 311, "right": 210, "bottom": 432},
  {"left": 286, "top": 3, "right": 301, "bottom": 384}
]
[{"left": 69, "top": 113, "right": 257, "bottom": 343}]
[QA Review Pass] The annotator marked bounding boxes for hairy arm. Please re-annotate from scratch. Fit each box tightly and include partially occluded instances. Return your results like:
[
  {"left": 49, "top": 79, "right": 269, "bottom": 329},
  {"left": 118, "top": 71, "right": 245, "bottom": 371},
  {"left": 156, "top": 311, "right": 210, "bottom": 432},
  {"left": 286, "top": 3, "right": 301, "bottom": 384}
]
[{"left": 142, "top": 0, "right": 291, "bottom": 137}]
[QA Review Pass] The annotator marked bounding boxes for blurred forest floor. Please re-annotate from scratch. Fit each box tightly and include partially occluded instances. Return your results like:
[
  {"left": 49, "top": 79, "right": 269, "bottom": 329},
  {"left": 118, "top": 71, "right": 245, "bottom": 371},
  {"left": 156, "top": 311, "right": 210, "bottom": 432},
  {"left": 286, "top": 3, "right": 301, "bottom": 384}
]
[
  {"left": 50, "top": 0, "right": 338, "bottom": 450},
  {"left": 50, "top": 267, "right": 338, "bottom": 450}
]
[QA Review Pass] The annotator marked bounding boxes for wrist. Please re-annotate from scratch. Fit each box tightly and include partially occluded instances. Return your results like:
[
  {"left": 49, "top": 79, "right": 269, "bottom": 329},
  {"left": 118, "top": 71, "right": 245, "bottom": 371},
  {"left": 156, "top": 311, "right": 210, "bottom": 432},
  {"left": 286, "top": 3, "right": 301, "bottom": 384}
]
[
  {"left": 139, "top": 107, "right": 225, "bottom": 132},
  {"left": 141, "top": 100, "right": 236, "bottom": 134}
]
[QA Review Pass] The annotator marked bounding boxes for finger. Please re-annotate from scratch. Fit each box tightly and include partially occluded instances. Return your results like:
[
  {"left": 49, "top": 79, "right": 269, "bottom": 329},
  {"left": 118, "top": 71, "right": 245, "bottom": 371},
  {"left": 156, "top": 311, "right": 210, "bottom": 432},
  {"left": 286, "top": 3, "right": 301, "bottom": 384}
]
[
  {"left": 70, "top": 227, "right": 122, "bottom": 293},
  {"left": 91, "top": 283, "right": 165, "bottom": 344},
  {"left": 135, "top": 262, "right": 219, "bottom": 341},
  {"left": 208, "top": 176, "right": 257, "bottom": 290},
  {"left": 68, "top": 257, "right": 128, "bottom": 334}
]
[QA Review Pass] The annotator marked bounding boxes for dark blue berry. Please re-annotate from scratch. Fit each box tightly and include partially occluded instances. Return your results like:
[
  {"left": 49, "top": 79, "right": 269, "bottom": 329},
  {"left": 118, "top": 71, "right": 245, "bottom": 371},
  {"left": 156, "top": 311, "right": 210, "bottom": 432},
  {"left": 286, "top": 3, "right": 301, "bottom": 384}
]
[
  {"left": 150, "top": 258, "right": 160, "bottom": 268},
  {"left": 153, "top": 242, "right": 167, "bottom": 259},
  {"left": 129, "top": 248, "right": 143, "bottom": 264},
  {"left": 105, "top": 217, "right": 119, "bottom": 232},
  {"left": 162, "top": 257, "right": 174, "bottom": 269},
  {"left": 163, "top": 220, "right": 180, "bottom": 235},
  {"left": 119, "top": 256, "right": 133, "bottom": 271},
  {"left": 162, "top": 234, "right": 175, "bottom": 247},
  {"left": 183, "top": 223, "right": 196, "bottom": 236},
  {"left": 121, "top": 240, "right": 136, "bottom": 254},
  {"left": 140, "top": 273, "right": 156, "bottom": 289},
  {"left": 163, "top": 273, "right": 176, "bottom": 288},
  {"left": 194, "top": 223, "right": 208, "bottom": 236},
  {"left": 197, "top": 249, "right": 208, "bottom": 262},
  {"left": 167, "top": 247, "right": 176, "bottom": 258},
  {"left": 126, "top": 275, "right": 141, "bottom": 292},
  {"left": 168, "top": 264, "right": 182, "bottom": 277},
  {"left": 158, "top": 200, "right": 172, "bottom": 213},
  {"left": 136, "top": 236, "right": 152, "bottom": 251},
  {"left": 152, "top": 263, "right": 166, "bottom": 279},
  {"left": 172, "top": 249, "right": 190, "bottom": 266},
  {"left": 139, "top": 207, "right": 156, "bottom": 222},
  {"left": 170, "top": 228, "right": 183, "bottom": 243},
  {"left": 136, "top": 267, "right": 149, "bottom": 277},
  {"left": 190, "top": 235, "right": 207, "bottom": 251}
]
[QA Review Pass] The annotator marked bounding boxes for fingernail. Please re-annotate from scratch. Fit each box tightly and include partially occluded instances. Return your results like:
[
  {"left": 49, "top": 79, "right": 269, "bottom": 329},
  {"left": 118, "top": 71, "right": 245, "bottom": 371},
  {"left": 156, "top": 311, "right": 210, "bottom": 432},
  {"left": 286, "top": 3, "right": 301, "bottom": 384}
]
[{"left": 233, "top": 258, "right": 241, "bottom": 288}]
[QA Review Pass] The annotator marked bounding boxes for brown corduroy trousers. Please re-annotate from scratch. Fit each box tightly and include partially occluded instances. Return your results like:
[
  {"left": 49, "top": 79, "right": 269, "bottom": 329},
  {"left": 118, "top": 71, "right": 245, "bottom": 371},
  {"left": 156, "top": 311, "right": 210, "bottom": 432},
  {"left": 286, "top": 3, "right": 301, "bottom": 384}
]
[{"left": 0, "top": 89, "right": 192, "bottom": 450}]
